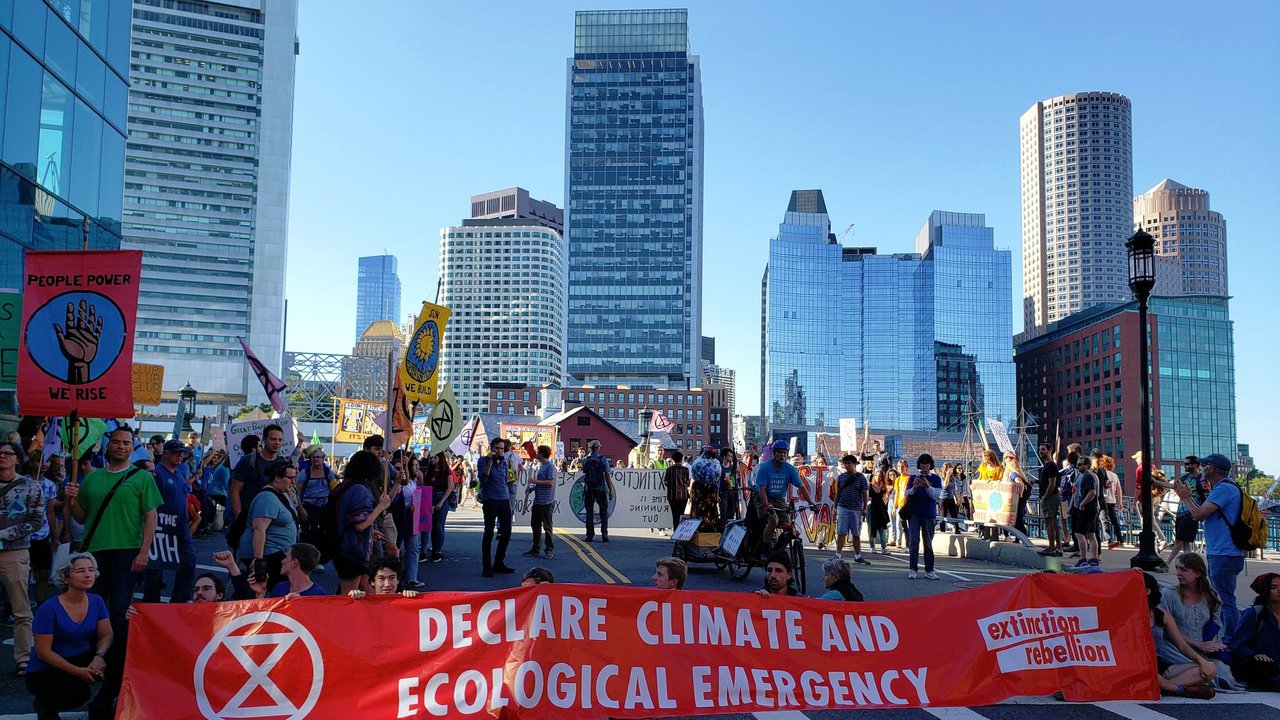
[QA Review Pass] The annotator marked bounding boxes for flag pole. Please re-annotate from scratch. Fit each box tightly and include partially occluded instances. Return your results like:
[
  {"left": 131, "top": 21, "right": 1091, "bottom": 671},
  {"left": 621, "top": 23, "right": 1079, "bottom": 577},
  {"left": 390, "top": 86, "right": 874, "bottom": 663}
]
[
  {"left": 329, "top": 397, "right": 337, "bottom": 462},
  {"left": 67, "top": 412, "right": 80, "bottom": 509},
  {"left": 384, "top": 345, "right": 395, "bottom": 496}
]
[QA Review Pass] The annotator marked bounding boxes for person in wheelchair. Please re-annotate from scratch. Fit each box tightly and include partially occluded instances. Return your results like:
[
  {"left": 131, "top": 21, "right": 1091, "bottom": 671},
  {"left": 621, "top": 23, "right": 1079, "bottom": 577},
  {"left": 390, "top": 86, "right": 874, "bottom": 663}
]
[{"left": 753, "top": 440, "right": 815, "bottom": 557}]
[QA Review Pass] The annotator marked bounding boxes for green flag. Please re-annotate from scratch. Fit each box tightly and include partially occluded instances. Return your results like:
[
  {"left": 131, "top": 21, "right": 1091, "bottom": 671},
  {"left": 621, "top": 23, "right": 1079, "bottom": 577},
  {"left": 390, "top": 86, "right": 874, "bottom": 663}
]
[
  {"left": 311, "top": 430, "right": 321, "bottom": 447},
  {"left": 61, "top": 417, "right": 108, "bottom": 459}
]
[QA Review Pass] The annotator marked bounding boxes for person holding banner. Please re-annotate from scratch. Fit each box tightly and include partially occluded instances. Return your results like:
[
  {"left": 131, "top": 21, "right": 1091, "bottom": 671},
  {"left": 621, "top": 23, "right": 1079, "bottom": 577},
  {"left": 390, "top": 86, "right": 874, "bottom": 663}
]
[
  {"left": 348, "top": 558, "right": 420, "bottom": 599},
  {"left": 64, "top": 425, "right": 160, "bottom": 719},
  {"left": 141, "top": 440, "right": 198, "bottom": 604},
  {"left": 652, "top": 556, "right": 687, "bottom": 590},
  {"left": 753, "top": 550, "right": 802, "bottom": 598}
]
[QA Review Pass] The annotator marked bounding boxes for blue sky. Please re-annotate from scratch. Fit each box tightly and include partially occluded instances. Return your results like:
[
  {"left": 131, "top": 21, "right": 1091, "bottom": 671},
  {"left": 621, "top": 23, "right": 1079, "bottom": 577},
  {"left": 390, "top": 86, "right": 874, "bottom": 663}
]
[{"left": 284, "top": 0, "right": 1280, "bottom": 471}]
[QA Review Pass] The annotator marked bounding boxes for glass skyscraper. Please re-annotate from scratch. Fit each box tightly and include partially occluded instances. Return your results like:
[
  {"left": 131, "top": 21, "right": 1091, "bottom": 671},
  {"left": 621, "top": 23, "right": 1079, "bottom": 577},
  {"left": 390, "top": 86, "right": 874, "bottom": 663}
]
[
  {"left": 0, "top": 0, "right": 131, "bottom": 289},
  {"left": 355, "top": 254, "right": 401, "bottom": 342},
  {"left": 765, "top": 192, "right": 1014, "bottom": 434},
  {"left": 123, "top": 0, "right": 298, "bottom": 406},
  {"left": 565, "top": 9, "right": 703, "bottom": 386}
]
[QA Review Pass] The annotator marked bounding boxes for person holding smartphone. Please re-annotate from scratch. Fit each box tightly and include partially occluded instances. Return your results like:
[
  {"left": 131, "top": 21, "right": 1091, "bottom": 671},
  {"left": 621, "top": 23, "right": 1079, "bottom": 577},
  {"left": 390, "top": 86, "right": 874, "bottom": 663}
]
[{"left": 476, "top": 440, "right": 515, "bottom": 577}]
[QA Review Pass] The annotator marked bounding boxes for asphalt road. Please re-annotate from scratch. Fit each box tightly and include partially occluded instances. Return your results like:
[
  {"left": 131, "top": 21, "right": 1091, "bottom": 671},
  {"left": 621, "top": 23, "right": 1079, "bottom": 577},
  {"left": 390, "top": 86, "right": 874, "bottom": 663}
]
[{"left": 1, "top": 507, "right": 1275, "bottom": 719}]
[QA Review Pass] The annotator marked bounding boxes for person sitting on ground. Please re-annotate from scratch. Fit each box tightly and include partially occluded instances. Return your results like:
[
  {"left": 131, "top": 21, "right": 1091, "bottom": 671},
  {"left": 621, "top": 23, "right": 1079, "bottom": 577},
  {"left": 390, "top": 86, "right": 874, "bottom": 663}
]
[
  {"left": 754, "top": 550, "right": 803, "bottom": 598},
  {"left": 1160, "top": 552, "right": 1246, "bottom": 690},
  {"left": 818, "top": 557, "right": 863, "bottom": 601},
  {"left": 652, "top": 556, "right": 687, "bottom": 590},
  {"left": 1229, "top": 572, "right": 1280, "bottom": 691},
  {"left": 25, "top": 553, "right": 112, "bottom": 720},
  {"left": 1144, "top": 571, "right": 1217, "bottom": 699},
  {"left": 348, "top": 557, "right": 420, "bottom": 599},
  {"left": 248, "top": 543, "right": 327, "bottom": 599},
  {"left": 521, "top": 567, "right": 555, "bottom": 586}
]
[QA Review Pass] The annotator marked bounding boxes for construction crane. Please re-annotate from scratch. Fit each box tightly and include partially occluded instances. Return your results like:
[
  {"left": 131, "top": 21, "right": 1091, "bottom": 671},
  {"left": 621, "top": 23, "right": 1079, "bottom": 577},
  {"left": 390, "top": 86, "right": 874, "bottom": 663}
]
[{"left": 836, "top": 223, "right": 854, "bottom": 241}]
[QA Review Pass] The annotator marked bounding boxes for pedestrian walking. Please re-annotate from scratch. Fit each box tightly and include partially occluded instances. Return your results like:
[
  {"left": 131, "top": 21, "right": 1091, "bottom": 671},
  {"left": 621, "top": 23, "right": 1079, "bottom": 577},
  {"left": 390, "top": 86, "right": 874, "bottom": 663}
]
[{"left": 524, "top": 446, "right": 556, "bottom": 559}]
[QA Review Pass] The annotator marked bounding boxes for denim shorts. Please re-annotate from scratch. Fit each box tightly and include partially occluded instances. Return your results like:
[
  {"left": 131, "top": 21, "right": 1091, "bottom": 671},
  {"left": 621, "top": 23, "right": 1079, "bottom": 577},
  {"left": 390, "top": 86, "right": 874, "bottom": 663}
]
[{"left": 837, "top": 507, "right": 864, "bottom": 537}]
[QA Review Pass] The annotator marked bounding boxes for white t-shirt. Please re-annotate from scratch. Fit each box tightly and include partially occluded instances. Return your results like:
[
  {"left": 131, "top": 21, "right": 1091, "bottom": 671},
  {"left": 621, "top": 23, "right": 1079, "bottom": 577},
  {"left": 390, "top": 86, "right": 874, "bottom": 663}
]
[{"left": 1102, "top": 471, "right": 1119, "bottom": 504}]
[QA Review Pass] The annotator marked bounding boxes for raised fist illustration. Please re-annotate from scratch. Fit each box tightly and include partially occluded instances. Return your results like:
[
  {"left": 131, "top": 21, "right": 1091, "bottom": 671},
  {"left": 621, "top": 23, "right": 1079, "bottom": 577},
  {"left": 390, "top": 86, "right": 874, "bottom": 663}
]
[{"left": 54, "top": 300, "right": 102, "bottom": 384}]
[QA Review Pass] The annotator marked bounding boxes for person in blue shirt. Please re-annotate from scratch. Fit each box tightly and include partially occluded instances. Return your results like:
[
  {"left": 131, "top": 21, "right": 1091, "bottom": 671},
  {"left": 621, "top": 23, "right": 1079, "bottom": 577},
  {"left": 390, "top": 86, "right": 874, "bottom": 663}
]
[
  {"left": 755, "top": 440, "right": 815, "bottom": 555},
  {"left": 1174, "top": 453, "right": 1246, "bottom": 642},
  {"left": 141, "top": 440, "right": 198, "bottom": 603},
  {"left": 476, "top": 439, "right": 514, "bottom": 576},
  {"left": 247, "top": 543, "right": 328, "bottom": 598},
  {"left": 903, "top": 453, "right": 943, "bottom": 580},
  {"left": 25, "top": 553, "right": 112, "bottom": 719},
  {"left": 581, "top": 440, "right": 614, "bottom": 542}
]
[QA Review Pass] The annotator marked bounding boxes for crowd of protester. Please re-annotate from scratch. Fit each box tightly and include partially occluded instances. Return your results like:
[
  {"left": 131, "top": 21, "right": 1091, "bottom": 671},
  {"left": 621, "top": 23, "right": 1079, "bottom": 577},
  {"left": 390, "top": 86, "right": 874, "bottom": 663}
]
[{"left": 0, "top": 417, "right": 1271, "bottom": 717}]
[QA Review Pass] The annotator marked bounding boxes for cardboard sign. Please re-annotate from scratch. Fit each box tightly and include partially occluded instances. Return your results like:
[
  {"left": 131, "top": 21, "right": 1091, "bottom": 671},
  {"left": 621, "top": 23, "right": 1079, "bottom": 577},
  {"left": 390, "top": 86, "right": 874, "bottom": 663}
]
[
  {"left": 499, "top": 422, "right": 559, "bottom": 459},
  {"left": 335, "top": 398, "right": 385, "bottom": 444},
  {"left": 119, "top": 573, "right": 1159, "bottom": 719},
  {"left": 671, "top": 518, "right": 701, "bottom": 542},
  {"left": 972, "top": 480, "right": 1020, "bottom": 526},
  {"left": 17, "top": 250, "right": 143, "bottom": 416},
  {"left": 132, "top": 363, "right": 164, "bottom": 406},
  {"left": 839, "top": 417, "right": 858, "bottom": 452},
  {"left": 987, "top": 418, "right": 1015, "bottom": 455},
  {"left": 400, "top": 301, "right": 449, "bottom": 405},
  {"left": 0, "top": 290, "right": 20, "bottom": 389},
  {"left": 225, "top": 415, "right": 296, "bottom": 467}
]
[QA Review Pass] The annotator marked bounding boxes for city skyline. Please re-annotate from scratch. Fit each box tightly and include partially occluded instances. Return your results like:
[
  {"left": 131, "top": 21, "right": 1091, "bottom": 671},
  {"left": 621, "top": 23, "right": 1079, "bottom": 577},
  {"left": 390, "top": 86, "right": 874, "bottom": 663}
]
[{"left": 283, "top": 1, "right": 1279, "bottom": 470}]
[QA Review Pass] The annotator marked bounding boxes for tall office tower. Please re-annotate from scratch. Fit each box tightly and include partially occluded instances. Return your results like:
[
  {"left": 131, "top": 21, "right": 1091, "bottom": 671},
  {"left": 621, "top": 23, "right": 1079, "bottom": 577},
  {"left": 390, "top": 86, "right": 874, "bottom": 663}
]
[
  {"left": 123, "top": 0, "right": 298, "bottom": 407},
  {"left": 439, "top": 189, "right": 566, "bottom": 421},
  {"left": 565, "top": 9, "right": 703, "bottom": 386},
  {"left": 702, "top": 363, "right": 736, "bottom": 415},
  {"left": 764, "top": 192, "right": 1014, "bottom": 433},
  {"left": 1134, "top": 179, "right": 1228, "bottom": 296},
  {"left": 0, "top": 0, "right": 131, "bottom": 288},
  {"left": 354, "top": 255, "right": 401, "bottom": 341},
  {"left": 700, "top": 336, "right": 715, "bottom": 365},
  {"left": 1019, "top": 92, "right": 1133, "bottom": 337}
]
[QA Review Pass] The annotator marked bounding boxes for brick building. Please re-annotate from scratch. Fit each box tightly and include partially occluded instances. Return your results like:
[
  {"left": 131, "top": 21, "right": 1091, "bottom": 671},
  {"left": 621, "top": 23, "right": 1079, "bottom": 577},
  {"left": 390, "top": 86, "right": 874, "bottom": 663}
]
[{"left": 1016, "top": 296, "right": 1235, "bottom": 485}]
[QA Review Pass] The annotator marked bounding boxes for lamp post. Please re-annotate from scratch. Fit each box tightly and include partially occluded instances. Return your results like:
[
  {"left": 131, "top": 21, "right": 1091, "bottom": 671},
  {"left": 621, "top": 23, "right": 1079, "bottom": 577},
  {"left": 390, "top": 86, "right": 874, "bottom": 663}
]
[
  {"left": 638, "top": 407, "right": 654, "bottom": 467},
  {"left": 174, "top": 383, "right": 197, "bottom": 438},
  {"left": 1125, "top": 229, "right": 1164, "bottom": 571}
]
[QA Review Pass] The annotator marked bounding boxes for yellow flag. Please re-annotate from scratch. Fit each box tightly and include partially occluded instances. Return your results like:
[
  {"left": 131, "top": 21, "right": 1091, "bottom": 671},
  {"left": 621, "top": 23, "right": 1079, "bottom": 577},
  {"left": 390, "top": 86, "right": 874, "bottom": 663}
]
[{"left": 400, "top": 301, "right": 449, "bottom": 404}]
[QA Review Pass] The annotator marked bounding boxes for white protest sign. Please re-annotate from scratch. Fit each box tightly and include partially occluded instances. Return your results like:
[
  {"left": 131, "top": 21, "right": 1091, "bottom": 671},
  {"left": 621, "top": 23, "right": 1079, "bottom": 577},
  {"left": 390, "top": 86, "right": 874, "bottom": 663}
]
[
  {"left": 839, "top": 418, "right": 858, "bottom": 453},
  {"left": 510, "top": 467, "right": 671, "bottom": 530},
  {"left": 225, "top": 415, "right": 297, "bottom": 466},
  {"left": 671, "top": 518, "right": 701, "bottom": 542},
  {"left": 986, "top": 418, "right": 1015, "bottom": 455}
]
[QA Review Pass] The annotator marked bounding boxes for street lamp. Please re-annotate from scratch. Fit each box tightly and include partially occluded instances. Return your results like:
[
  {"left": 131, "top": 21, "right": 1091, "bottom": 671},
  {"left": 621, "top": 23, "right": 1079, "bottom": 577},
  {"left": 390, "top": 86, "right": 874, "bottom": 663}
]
[
  {"left": 1126, "top": 229, "right": 1164, "bottom": 571},
  {"left": 174, "top": 383, "right": 197, "bottom": 438},
  {"left": 638, "top": 407, "right": 654, "bottom": 467}
]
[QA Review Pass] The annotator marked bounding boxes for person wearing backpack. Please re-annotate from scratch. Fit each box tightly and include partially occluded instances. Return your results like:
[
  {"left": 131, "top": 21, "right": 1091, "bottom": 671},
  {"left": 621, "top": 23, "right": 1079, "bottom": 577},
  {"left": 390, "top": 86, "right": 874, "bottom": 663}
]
[
  {"left": 1174, "top": 453, "right": 1247, "bottom": 642},
  {"left": 581, "top": 440, "right": 613, "bottom": 543}
]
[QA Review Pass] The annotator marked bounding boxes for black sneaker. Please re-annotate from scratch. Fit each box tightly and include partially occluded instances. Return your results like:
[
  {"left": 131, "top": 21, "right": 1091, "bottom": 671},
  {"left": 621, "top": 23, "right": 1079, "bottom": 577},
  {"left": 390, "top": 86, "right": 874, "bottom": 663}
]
[
  {"left": 494, "top": 565, "right": 517, "bottom": 574},
  {"left": 1037, "top": 547, "right": 1055, "bottom": 556},
  {"left": 481, "top": 568, "right": 494, "bottom": 578},
  {"left": 601, "top": 536, "right": 610, "bottom": 543},
  {"left": 522, "top": 549, "right": 542, "bottom": 557},
  {"left": 584, "top": 536, "right": 594, "bottom": 542},
  {"left": 430, "top": 552, "right": 444, "bottom": 563}
]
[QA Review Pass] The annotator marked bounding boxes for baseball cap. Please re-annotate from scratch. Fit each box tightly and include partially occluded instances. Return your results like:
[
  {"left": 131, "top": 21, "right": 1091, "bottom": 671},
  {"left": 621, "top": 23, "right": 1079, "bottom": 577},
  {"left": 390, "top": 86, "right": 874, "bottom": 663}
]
[
  {"left": 1197, "top": 453, "right": 1232, "bottom": 472},
  {"left": 162, "top": 439, "right": 190, "bottom": 455}
]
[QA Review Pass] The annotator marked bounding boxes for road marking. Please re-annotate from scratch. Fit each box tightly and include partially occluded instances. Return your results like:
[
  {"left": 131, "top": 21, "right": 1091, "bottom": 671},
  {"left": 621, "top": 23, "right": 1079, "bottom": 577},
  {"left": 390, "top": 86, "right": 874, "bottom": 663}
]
[
  {"left": 555, "top": 530, "right": 630, "bottom": 584},
  {"left": 1093, "top": 702, "right": 1177, "bottom": 719},
  {"left": 875, "top": 553, "right": 972, "bottom": 582},
  {"left": 925, "top": 708, "right": 988, "bottom": 719},
  {"left": 554, "top": 530, "right": 630, "bottom": 584},
  {"left": 752, "top": 712, "right": 809, "bottom": 720}
]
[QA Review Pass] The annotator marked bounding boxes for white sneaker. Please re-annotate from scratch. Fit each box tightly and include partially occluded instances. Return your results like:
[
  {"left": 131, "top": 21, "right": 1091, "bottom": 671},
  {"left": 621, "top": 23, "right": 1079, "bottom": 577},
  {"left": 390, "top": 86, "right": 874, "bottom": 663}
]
[
  {"left": 924, "top": 571, "right": 940, "bottom": 580},
  {"left": 907, "top": 570, "right": 918, "bottom": 579}
]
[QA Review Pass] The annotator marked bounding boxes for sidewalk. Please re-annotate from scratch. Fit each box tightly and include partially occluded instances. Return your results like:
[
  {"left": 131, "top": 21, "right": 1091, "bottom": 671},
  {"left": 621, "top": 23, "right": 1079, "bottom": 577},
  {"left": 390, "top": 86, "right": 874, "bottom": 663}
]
[{"left": 932, "top": 529, "right": 1279, "bottom": 608}]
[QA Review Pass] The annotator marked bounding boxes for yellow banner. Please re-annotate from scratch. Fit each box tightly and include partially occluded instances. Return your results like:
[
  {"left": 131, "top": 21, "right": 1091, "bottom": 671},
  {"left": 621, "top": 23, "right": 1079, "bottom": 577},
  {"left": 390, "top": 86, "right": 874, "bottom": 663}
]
[
  {"left": 400, "top": 301, "right": 449, "bottom": 405},
  {"left": 335, "top": 398, "right": 386, "bottom": 444},
  {"left": 499, "top": 422, "right": 559, "bottom": 459},
  {"left": 131, "top": 363, "right": 164, "bottom": 406}
]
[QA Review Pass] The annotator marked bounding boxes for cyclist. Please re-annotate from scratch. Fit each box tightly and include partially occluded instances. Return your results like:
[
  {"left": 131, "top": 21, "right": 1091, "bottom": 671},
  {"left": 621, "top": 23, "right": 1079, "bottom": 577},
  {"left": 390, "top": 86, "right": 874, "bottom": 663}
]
[{"left": 755, "top": 440, "right": 815, "bottom": 557}]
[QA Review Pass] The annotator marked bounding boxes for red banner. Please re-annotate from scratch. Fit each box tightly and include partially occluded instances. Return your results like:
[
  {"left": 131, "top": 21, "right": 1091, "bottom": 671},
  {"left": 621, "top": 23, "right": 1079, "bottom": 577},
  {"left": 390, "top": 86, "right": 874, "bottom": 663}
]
[
  {"left": 119, "top": 572, "right": 1159, "bottom": 719},
  {"left": 17, "top": 250, "right": 142, "bottom": 417}
]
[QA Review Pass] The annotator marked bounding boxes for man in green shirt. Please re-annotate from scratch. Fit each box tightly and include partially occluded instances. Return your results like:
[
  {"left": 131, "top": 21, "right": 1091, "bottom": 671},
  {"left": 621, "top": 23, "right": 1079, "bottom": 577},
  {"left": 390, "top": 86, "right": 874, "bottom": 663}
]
[{"left": 65, "top": 425, "right": 161, "bottom": 719}]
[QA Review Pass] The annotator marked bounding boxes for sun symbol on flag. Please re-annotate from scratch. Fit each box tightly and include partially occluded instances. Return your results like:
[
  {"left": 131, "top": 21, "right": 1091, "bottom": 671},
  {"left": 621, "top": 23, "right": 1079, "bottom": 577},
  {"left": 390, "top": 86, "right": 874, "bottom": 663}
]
[
  {"left": 404, "top": 321, "right": 441, "bottom": 383},
  {"left": 412, "top": 330, "right": 434, "bottom": 363}
]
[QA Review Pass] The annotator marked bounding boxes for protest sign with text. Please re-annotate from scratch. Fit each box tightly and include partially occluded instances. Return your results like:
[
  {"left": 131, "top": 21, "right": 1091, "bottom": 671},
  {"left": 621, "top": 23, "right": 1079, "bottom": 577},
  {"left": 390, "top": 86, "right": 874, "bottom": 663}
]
[
  {"left": 335, "top": 398, "right": 384, "bottom": 444},
  {"left": 119, "top": 572, "right": 1157, "bottom": 720},
  {"left": 225, "top": 415, "right": 296, "bottom": 466},
  {"left": 131, "top": 363, "right": 164, "bottom": 406},
  {"left": 17, "top": 250, "right": 142, "bottom": 416},
  {"left": 401, "top": 301, "right": 449, "bottom": 405}
]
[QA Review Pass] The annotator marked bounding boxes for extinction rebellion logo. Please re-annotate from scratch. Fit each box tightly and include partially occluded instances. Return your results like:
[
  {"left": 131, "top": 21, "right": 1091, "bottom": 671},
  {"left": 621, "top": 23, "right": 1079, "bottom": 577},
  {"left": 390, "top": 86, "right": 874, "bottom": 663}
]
[
  {"left": 977, "top": 606, "right": 1116, "bottom": 672},
  {"left": 194, "top": 612, "right": 324, "bottom": 720}
]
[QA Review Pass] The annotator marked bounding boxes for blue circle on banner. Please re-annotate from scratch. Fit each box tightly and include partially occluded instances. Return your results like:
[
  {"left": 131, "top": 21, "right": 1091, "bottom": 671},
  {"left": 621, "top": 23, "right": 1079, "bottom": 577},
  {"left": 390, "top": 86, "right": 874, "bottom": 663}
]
[
  {"left": 570, "top": 477, "right": 616, "bottom": 522},
  {"left": 24, "top": 291, "right": 127, "bottom": 384},
  {"left": 404, "top": 321, "right": 440, "bottom": 383},
  {"left": 987, "top": 491, "right": 1004, "bottom": 511}
]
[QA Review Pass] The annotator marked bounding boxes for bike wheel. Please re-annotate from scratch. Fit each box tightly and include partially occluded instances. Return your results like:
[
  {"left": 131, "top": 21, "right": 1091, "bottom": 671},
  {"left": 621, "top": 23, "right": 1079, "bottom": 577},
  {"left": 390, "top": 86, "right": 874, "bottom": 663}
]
[
  {"left": 672, "top": 544, "right": 687, "bottom": 561},
  {"left": 791, "top": 538, "right": 806, "bottom": 595},
  {"left": 727, "top": 558, "right": 751, "bottom": 581}
]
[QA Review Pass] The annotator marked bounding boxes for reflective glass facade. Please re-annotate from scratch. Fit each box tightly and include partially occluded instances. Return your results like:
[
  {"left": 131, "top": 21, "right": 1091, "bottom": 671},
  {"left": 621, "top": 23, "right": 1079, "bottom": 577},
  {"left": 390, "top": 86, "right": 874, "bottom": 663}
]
[
  {"left": 765, "top": 194, "right": 1014, "bottom": 433},
  {"left": 0, "top": 0, "right": 130, "bottom": 288},
  {"left": 1153, "top": 296, "right": 1235, "bottom": 475},
  {"left": 355, "top": 254, "right": 400, "bottom": 342},
  {"left": 565, "top": 9, "right": 703, "bottom": 385},
  {"left": 123, "top": 0, "right": 297, "bottom": 404}
]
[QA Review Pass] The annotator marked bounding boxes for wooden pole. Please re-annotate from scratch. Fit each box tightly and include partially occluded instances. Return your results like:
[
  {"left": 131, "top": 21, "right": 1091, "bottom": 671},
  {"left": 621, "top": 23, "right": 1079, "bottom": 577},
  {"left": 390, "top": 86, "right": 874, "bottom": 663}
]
[
  {"left": 329, "top": 397, "right": 337, "bottom": 462},
  {"left": 66, "top": 412, "right": 80, "bottom": 508},
  {"left": 383, "top": 346, "right": 395, "bottom": 496}
]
